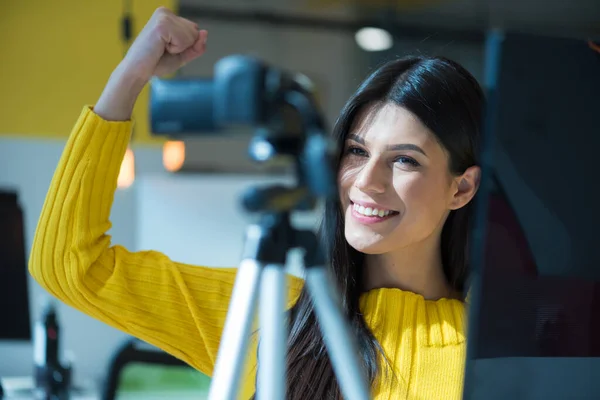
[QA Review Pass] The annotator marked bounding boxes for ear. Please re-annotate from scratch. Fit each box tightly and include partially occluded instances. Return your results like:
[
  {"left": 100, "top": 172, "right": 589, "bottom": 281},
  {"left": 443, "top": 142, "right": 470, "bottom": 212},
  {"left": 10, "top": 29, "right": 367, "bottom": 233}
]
[{"left": 449, "top": 165, "right": 481, "bottom": 210}]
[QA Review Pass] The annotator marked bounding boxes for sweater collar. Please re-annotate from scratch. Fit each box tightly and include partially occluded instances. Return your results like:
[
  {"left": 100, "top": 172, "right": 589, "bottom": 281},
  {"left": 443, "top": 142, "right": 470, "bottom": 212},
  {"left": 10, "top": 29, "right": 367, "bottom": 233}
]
[{"left": 358, "top": 287, "right": 467, "bottom": 347}]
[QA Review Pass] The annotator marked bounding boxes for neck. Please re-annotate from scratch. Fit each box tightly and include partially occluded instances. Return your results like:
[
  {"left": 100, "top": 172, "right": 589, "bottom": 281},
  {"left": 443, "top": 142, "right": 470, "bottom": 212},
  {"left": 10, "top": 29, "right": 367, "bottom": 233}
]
[{"left": 362, "top": 235, "right": 455, "bottom": 300}]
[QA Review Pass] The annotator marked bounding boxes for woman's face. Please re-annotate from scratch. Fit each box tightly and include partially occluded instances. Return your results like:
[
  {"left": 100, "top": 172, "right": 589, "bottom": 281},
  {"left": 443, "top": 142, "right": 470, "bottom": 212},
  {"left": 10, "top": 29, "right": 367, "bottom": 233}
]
[{"left": 338, "top": 103, "right": 477, "bottom": 255}]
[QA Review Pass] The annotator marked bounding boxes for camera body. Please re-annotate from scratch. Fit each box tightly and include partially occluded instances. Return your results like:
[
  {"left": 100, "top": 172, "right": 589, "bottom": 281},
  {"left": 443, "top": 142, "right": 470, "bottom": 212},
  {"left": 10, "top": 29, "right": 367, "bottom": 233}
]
[{"left": 150, "top": 55, "right": 269, "bottom": 134}]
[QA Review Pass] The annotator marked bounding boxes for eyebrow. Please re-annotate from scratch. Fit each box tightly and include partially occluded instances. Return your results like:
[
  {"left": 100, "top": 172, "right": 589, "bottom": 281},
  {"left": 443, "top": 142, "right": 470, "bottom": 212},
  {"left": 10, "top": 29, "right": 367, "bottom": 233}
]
[{"left": 347, "top": 134, "right": 428, "bottom": 157}]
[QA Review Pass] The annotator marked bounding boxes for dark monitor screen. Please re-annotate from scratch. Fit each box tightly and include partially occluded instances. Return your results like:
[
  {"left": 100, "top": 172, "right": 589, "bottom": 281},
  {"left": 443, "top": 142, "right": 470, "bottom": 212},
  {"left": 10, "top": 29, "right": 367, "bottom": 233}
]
[
  {"left": 463, "top": 32, "right": 600, "bottom": 399},
  {"left": 0, "top": 190, "right": 31, "bottom": 340}
]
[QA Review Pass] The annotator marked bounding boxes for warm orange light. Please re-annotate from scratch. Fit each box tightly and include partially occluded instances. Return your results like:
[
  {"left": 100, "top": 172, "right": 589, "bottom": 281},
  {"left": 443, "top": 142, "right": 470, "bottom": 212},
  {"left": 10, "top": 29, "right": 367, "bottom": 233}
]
[
  {"left": 117, "top": 147, "right": 135, "bottom": 189},
  {"left": 163, "top": 141, "right": 185, "bottom": 172}
]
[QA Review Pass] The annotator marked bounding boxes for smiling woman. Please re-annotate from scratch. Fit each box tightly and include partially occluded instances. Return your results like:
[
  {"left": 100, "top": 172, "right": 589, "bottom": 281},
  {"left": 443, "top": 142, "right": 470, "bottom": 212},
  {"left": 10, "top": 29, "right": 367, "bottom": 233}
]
[{"left": 286, "top": 56, "right": 484, "bottom": 397}]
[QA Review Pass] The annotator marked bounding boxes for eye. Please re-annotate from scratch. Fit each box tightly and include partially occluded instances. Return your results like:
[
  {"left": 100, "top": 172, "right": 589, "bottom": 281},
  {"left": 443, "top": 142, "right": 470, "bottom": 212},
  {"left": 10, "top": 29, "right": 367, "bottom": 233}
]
[
  {"left": 395, "top": 156, "right": 420, "bottom": 167},
  {"left": 345, "top": 145, "right": 367, "bottom": 157}
]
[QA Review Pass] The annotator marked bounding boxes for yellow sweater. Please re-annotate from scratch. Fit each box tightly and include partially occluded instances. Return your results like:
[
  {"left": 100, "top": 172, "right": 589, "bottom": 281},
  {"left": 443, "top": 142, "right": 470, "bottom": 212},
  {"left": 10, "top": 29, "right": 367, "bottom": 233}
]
[{"left": 29, "top": 106, "right": 468, "bottom": 399}]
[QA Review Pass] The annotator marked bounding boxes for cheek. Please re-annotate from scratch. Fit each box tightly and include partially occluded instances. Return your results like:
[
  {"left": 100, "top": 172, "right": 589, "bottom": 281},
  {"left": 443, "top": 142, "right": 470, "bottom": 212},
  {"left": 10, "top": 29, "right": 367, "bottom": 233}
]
[
  {"left": 393, "top": 174, "right": 428, "bottom": 201},
  {"left": 393, "top": 172, "right": 450, "bottom": 213},
  {"left": 338, "top": 162, "right": 360, "bottom": 201}
]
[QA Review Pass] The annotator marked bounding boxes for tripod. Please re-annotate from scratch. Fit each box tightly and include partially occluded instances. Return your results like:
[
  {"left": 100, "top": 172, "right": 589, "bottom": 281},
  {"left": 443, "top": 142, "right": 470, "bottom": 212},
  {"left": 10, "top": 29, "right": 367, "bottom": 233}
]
[
  {"left": 207, "top": 191, "right": 370, "bottom": 400},
  {"left": 181, "top": 59, "right": 372, "bottom": 399}
]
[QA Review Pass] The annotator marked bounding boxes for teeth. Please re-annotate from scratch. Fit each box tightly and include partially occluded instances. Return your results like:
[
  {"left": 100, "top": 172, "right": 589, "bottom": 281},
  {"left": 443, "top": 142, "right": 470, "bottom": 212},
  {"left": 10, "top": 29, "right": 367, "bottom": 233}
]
[{"left": 353, "top": 203, "right": 392, "bottom": 217}]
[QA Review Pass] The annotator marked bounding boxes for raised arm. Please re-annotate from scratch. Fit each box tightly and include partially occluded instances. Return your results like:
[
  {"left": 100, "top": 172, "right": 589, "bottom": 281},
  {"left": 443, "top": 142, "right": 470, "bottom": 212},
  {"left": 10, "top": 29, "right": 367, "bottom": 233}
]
[
  {"left": 28, "top": 7, "right": 303, "bottom": 378},
  {"left": 93, "top": 7, "right": 208, "bottom": 122}
]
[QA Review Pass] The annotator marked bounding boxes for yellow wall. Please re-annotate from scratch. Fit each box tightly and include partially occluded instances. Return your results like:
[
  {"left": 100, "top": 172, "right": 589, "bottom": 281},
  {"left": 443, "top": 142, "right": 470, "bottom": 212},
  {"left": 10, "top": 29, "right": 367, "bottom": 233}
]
[{"left": 0, "top": 0, "right": 175, "bottom": 145}]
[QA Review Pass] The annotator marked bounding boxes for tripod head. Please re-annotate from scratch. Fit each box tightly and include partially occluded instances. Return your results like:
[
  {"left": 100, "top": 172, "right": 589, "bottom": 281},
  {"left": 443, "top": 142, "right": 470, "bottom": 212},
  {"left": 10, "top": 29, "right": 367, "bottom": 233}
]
[{"left": 149, "top": 55, "right": 338, "bottom": 215}]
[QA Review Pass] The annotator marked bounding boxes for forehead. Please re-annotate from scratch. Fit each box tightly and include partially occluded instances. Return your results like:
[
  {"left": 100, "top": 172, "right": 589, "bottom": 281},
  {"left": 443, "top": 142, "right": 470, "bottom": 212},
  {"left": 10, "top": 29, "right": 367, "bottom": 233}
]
[{"left": 349, "top": 102, "right": 435, "bottom": 148}]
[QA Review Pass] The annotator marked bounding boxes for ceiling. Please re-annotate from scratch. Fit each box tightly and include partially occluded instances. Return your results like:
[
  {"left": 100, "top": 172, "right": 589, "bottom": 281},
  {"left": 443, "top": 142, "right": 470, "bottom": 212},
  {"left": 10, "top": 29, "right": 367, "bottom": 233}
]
[{"left": 178, "top": 0, "right": 600, "bottom": 38}]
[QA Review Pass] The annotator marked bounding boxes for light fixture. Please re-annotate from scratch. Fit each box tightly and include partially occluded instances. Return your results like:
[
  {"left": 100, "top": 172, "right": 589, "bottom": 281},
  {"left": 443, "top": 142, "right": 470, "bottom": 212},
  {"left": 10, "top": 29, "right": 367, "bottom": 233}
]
[
  {"left": 354, "top": 27, "right": 393, "bottom": 52},
  {"left": 163, "top": 140, "right": 186, "bottom": 172},
  {"left": 117, "top": 147, "right": 135, "bottom": 189}
]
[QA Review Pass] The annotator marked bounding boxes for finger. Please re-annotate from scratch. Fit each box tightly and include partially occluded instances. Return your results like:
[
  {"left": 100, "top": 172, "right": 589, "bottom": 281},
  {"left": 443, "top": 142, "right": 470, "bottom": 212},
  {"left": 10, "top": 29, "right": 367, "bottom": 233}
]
[
  {"left": 166, "top": 23, "right": 199, "bottom": 54},
  {"left": 178, "top": 16, "right": 200, "bottom": 49},
  {"left": 178, "top": 30, "right": 207, "bottom": 65}
]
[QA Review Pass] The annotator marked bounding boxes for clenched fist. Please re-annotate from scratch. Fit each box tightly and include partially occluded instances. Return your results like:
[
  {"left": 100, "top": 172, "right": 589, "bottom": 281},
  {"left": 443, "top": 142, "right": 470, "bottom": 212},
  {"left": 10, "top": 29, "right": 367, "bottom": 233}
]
[
  {"left": 95, "top": 7, "right": 208, "bottom": 121},
  {"left": 123, "top": 7, "right": 208, "bottom": 81}
]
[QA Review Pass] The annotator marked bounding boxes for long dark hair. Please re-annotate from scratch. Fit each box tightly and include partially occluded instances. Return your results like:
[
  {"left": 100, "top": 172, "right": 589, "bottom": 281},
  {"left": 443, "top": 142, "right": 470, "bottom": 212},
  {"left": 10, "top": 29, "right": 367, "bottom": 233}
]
[{"left": 271, "top": 56, "right": 483, "bottom": 399}]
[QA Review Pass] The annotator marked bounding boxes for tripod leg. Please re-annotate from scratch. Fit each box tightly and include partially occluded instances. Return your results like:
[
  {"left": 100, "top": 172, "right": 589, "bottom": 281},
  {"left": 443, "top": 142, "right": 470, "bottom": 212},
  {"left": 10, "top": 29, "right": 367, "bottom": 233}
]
[
  {"left": 208, "top": 259, "right": 263, "bottom": 400},
  {"left": 257, "top": 264, "right": 287, "bottom": 400},
  {"left": 306, "top": 267, "right": 371, "bottom": 400}
]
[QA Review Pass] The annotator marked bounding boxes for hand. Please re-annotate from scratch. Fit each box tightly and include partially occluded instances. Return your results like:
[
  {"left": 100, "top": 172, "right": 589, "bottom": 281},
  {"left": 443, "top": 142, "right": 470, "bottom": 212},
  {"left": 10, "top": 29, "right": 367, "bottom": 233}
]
[
  {"left": 95, "top": 7, "right": 207, "bottom": 121},
  {"left": 122, "top": 7, "right": 208, "bottom": 81}
]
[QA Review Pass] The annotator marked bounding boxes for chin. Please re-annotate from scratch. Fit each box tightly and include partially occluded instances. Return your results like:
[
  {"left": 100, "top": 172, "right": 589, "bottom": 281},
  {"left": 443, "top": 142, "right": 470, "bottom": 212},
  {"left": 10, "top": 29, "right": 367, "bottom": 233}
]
[{"left": 344, "top": 230, "right": 390, "bottom": 255}]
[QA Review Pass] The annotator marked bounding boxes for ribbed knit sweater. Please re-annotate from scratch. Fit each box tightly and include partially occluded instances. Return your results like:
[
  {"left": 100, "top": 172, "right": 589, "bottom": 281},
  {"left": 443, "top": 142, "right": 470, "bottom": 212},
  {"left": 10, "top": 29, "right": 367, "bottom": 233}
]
[{"left": 29, "top": 106, "right": 468, "bottom": 399}]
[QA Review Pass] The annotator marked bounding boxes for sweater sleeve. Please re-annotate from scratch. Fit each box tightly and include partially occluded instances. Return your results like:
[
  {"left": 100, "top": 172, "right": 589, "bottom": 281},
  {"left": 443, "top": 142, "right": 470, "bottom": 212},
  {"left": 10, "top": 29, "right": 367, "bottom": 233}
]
[{"left": 28, "top": 106, "right": 304, "bottom": 376}]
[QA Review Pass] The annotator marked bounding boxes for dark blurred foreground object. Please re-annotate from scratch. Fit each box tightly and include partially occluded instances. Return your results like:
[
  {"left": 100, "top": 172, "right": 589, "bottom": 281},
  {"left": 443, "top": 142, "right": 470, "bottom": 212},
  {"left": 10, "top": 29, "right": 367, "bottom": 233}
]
[
  {"left": 464, "top": 31, "right": 600, "bottom": 399},
  {"left": 33, "top": 303, "right": 71, "bottom": 400},
  {"left": 0, "top": 190, "right": 30, "bottom": 341}
]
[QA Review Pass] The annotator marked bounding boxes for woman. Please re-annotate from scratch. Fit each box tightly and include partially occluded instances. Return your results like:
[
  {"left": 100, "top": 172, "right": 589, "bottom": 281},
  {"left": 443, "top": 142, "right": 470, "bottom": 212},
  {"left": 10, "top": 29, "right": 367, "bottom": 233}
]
[{"left": 29, "top": 7, "right": 482, "bottom": 400}]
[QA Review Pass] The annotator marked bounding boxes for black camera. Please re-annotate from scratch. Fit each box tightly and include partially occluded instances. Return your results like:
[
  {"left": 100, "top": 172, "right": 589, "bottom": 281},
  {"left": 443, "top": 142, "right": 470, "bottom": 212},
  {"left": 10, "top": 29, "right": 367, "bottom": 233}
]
[{"left": 149, "top": 55, "right": 337, "bottom": 211}]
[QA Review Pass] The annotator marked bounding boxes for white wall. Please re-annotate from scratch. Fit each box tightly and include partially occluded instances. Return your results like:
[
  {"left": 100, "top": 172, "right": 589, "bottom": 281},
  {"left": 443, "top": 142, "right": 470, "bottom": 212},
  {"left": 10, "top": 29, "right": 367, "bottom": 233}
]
[{"left": 136, "top": 174, "right": 322, "bottom": 275}]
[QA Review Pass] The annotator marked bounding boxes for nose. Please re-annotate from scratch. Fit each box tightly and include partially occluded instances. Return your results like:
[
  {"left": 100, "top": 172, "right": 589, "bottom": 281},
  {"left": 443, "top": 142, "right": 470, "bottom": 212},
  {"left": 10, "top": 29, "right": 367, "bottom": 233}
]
[{"left": 354, "top": 158, "right": 387, "bottom": 194}]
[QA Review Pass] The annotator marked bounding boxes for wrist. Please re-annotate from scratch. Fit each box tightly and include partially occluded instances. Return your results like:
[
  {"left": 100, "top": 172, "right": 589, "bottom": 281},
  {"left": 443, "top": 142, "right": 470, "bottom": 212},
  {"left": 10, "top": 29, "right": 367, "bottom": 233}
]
[
  {"left": 112, "top": 61, "right": 149, "bottom": 95},
  {"left": 94, "top": 63, "right": 149, "bottom": 121}
]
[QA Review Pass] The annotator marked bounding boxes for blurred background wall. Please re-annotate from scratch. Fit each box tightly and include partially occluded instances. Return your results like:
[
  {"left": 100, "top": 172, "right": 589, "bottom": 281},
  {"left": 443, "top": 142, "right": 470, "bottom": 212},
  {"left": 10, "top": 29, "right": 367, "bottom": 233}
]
[{"left": 0, "top": 0, "right": 597, "bottom": 392}]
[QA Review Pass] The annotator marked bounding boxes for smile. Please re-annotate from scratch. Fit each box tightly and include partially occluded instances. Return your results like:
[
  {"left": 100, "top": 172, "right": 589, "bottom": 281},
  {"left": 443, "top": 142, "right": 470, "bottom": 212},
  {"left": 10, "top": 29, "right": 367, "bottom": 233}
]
[{"left": 351, "top": 201, "right": 399, "bottom": 223}]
